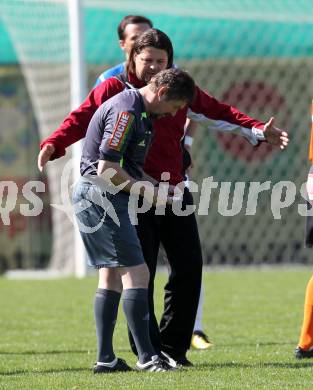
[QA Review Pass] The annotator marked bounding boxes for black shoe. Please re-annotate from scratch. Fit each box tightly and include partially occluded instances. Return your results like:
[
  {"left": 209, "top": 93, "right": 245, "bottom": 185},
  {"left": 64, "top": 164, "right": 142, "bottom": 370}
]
[
  {"left": 294, "top": 346, "right": 313, "bottom": 359},
  {"left": 136, "top": 355, "right": 176, "bottom": 372},
  {"left": 93, "top": 358, "right": 132, "bottom": 373},
  {"left": 175, "top": 355, "right": 194, "bottom": 367}
]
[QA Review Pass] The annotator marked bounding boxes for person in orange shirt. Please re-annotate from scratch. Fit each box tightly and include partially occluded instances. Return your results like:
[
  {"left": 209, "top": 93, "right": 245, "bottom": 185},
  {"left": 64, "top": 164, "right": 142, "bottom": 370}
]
[
  {"left": 295, "top": 101, "right": 313, "bottom": 359},
  {"left": 295, "top": 276, "right": 313, "bottom": 358}
]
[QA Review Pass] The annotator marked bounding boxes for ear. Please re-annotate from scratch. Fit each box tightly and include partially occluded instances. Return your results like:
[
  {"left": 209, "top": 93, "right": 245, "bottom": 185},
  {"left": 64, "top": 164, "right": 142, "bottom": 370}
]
[
  {"left": 157, "top": 86, "right": 168, "bottom": 100},
  {"left": 119, "top": 40, "right": 126, "bottom": 51}
]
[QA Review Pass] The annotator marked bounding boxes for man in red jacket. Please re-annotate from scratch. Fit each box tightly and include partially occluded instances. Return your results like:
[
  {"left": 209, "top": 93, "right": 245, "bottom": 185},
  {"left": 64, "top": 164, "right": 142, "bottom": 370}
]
[{"left": 38, "top": 28, "right": 289, "bottom": 366}]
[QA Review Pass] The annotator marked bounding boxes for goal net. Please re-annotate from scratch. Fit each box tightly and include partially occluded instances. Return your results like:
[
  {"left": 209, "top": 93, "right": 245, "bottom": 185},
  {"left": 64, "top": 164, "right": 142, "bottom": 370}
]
[
  {"left": 1, "top": 0, "right": 76, "bottom": 274},
  {"left": 1, "top": 0, "right": 313, "bottom": 274}
]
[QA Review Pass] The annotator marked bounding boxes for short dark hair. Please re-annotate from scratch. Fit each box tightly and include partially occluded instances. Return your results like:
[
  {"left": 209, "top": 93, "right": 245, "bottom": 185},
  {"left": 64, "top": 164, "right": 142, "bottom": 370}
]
[
  {"left": 149, "top": 68, "right": 196, "bottom": 105},
  {"left": 117, "top": 15, "right": 153, "bottom": 40},
  {"left": 127, "top": 29, "right": 174, "bottom": 74}
]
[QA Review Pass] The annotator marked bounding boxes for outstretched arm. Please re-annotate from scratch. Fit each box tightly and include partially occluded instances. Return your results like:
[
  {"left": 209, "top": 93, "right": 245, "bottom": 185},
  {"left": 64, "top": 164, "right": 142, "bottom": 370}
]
[
  {"left": 187, "top": 86, "right": 289, "bottom": 149},
  {"left": 38, "top": 78, "right": 124, "bottom": 170}
]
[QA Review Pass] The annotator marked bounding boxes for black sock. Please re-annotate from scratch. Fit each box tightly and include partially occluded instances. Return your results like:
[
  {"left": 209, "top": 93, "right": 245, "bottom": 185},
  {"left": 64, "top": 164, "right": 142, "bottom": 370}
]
[
  {"left": 94, "top": 288, "right": 121, "bottom": 363},
  {"left": 122, "top": 288, "right": 156, "bottom": 364}
]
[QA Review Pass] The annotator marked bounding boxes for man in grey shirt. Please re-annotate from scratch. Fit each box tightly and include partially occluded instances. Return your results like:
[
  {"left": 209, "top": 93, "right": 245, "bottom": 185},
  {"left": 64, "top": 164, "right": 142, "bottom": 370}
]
[{"left": 73, "top": 68, "right": 196, "bottom": 373}]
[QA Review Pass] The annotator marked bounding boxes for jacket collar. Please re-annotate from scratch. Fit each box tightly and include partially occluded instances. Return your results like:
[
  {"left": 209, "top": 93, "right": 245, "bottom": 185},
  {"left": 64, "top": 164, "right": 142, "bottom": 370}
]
[{"left": 127, "top": 71, "right": 146, "bottom": 88}]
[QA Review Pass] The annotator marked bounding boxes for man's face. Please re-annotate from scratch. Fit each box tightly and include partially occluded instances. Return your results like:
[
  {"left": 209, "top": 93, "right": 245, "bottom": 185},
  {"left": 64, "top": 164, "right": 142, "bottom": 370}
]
[
  {"left": 150, "top": 96, "right": 186, "bottom": 120},
  {"left": 134, "top": 47, "right": 168, "bottom": 84},
  {"left": 119, "top": 23, "right": 151, "bottom": 57}
]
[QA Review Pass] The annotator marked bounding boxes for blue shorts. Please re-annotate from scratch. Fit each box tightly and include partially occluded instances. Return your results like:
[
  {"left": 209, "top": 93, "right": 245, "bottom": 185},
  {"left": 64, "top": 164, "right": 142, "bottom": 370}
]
[{"left": 72, "top": 177, "right": 145, "bottom": 269}]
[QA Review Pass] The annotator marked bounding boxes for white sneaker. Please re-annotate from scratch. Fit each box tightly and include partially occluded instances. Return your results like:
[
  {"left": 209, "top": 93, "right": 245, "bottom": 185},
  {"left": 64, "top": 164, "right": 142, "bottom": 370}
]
[
  {"left": 136, "top": 355, "right": 175, "bottom": 372},
  {"left": 160, "top": 351, "right": 177, "bottom": 368}
]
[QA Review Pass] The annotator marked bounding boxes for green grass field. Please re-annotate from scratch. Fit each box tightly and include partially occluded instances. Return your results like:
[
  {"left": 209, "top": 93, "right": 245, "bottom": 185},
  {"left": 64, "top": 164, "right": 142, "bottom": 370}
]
[{"left": 1, "top": 268, "right": 313, "bottom": 389}]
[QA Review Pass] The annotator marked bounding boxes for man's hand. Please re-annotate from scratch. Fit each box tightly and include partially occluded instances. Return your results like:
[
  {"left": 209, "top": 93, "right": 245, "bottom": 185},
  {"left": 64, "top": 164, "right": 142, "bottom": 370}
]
[
  {"left": 263, "top": 117, "right": 289, "bottom": 149},
  {"left": 152, "top": 186, "right": 169, "bottom": 207},
  {"left": 37, "top": 144, "right": 55, "bottom": 172}
]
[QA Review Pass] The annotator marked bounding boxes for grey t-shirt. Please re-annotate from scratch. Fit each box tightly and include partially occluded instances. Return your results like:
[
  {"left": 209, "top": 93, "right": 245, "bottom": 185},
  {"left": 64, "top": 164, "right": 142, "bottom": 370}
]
[{"left": 80, "top": 89, "right": 153, "bottom": 179}]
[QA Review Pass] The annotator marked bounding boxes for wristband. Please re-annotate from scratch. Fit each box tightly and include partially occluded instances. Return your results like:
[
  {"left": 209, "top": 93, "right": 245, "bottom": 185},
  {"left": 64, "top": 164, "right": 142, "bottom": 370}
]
[
  {"left": 184, "top": 135, "right": 194, "bottom": 147},
  {"left": 252, "top": 126, "right": 265, "bottom": 141}
]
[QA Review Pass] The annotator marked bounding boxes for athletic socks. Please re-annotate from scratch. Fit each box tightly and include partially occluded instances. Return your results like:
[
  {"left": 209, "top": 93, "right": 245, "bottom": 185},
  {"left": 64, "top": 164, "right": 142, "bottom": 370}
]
[
  {"left": 94, "top": 287, "right": 156, "bottom": 365},
  {"left": 298, "top": 275, "right": 313, "bottom": 350},
  {"left": 122, "top": 288, "right": 156, "bottom": 364},
  {"left": 94, "top": 288, "right": 121, "bottom": 363}
]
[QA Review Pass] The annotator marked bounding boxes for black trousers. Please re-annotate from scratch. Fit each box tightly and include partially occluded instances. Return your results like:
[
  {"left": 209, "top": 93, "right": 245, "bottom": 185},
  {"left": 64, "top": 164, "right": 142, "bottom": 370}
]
[{"left": 129, "top": 188, "right": 203, "bottom": 358}]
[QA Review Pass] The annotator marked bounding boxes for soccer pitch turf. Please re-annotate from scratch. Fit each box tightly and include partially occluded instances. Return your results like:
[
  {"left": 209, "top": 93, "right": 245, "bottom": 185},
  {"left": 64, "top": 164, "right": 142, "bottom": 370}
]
[{"left": 1, "top": 268, "right": 313, "bottom": 389}]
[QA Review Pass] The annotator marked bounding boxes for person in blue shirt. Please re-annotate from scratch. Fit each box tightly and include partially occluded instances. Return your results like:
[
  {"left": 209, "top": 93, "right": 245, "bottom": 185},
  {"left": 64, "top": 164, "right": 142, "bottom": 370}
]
[
  {"left": 95, "top": 15, "right": 153, "bottom": 86},
  {"left": 95, "top": 15, "right": 211, "bottom": 354}
]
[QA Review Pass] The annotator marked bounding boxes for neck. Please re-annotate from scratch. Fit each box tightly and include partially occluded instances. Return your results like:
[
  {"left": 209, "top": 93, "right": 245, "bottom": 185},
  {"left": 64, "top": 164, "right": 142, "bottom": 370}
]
[{"left": 139, "top": 86, "right": 155, "bottom": 115}]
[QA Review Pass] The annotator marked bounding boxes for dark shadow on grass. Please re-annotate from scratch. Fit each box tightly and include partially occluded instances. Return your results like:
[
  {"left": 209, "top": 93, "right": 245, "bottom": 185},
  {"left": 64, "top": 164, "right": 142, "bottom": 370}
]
[
  {"left": 0, "top": 367, "right": 91, "bottom": 376},
  {"left": 0, "top": 348, "right": 130, "bottom": 356},
  {"left": 0, "top": 349, "right": 95, "bottom": 356},
  {"left": 1, "top": 364, "right": 145, "bottom": 377},
  {"left": 196, "top": 361, "right": 313, "bottom": 370}
]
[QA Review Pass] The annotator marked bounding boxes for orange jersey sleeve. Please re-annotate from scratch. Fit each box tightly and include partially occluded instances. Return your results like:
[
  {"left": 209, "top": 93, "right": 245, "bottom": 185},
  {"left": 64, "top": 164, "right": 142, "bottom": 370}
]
[{"left": 309, "top": 100, "right": 313, "bottom": 162}]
